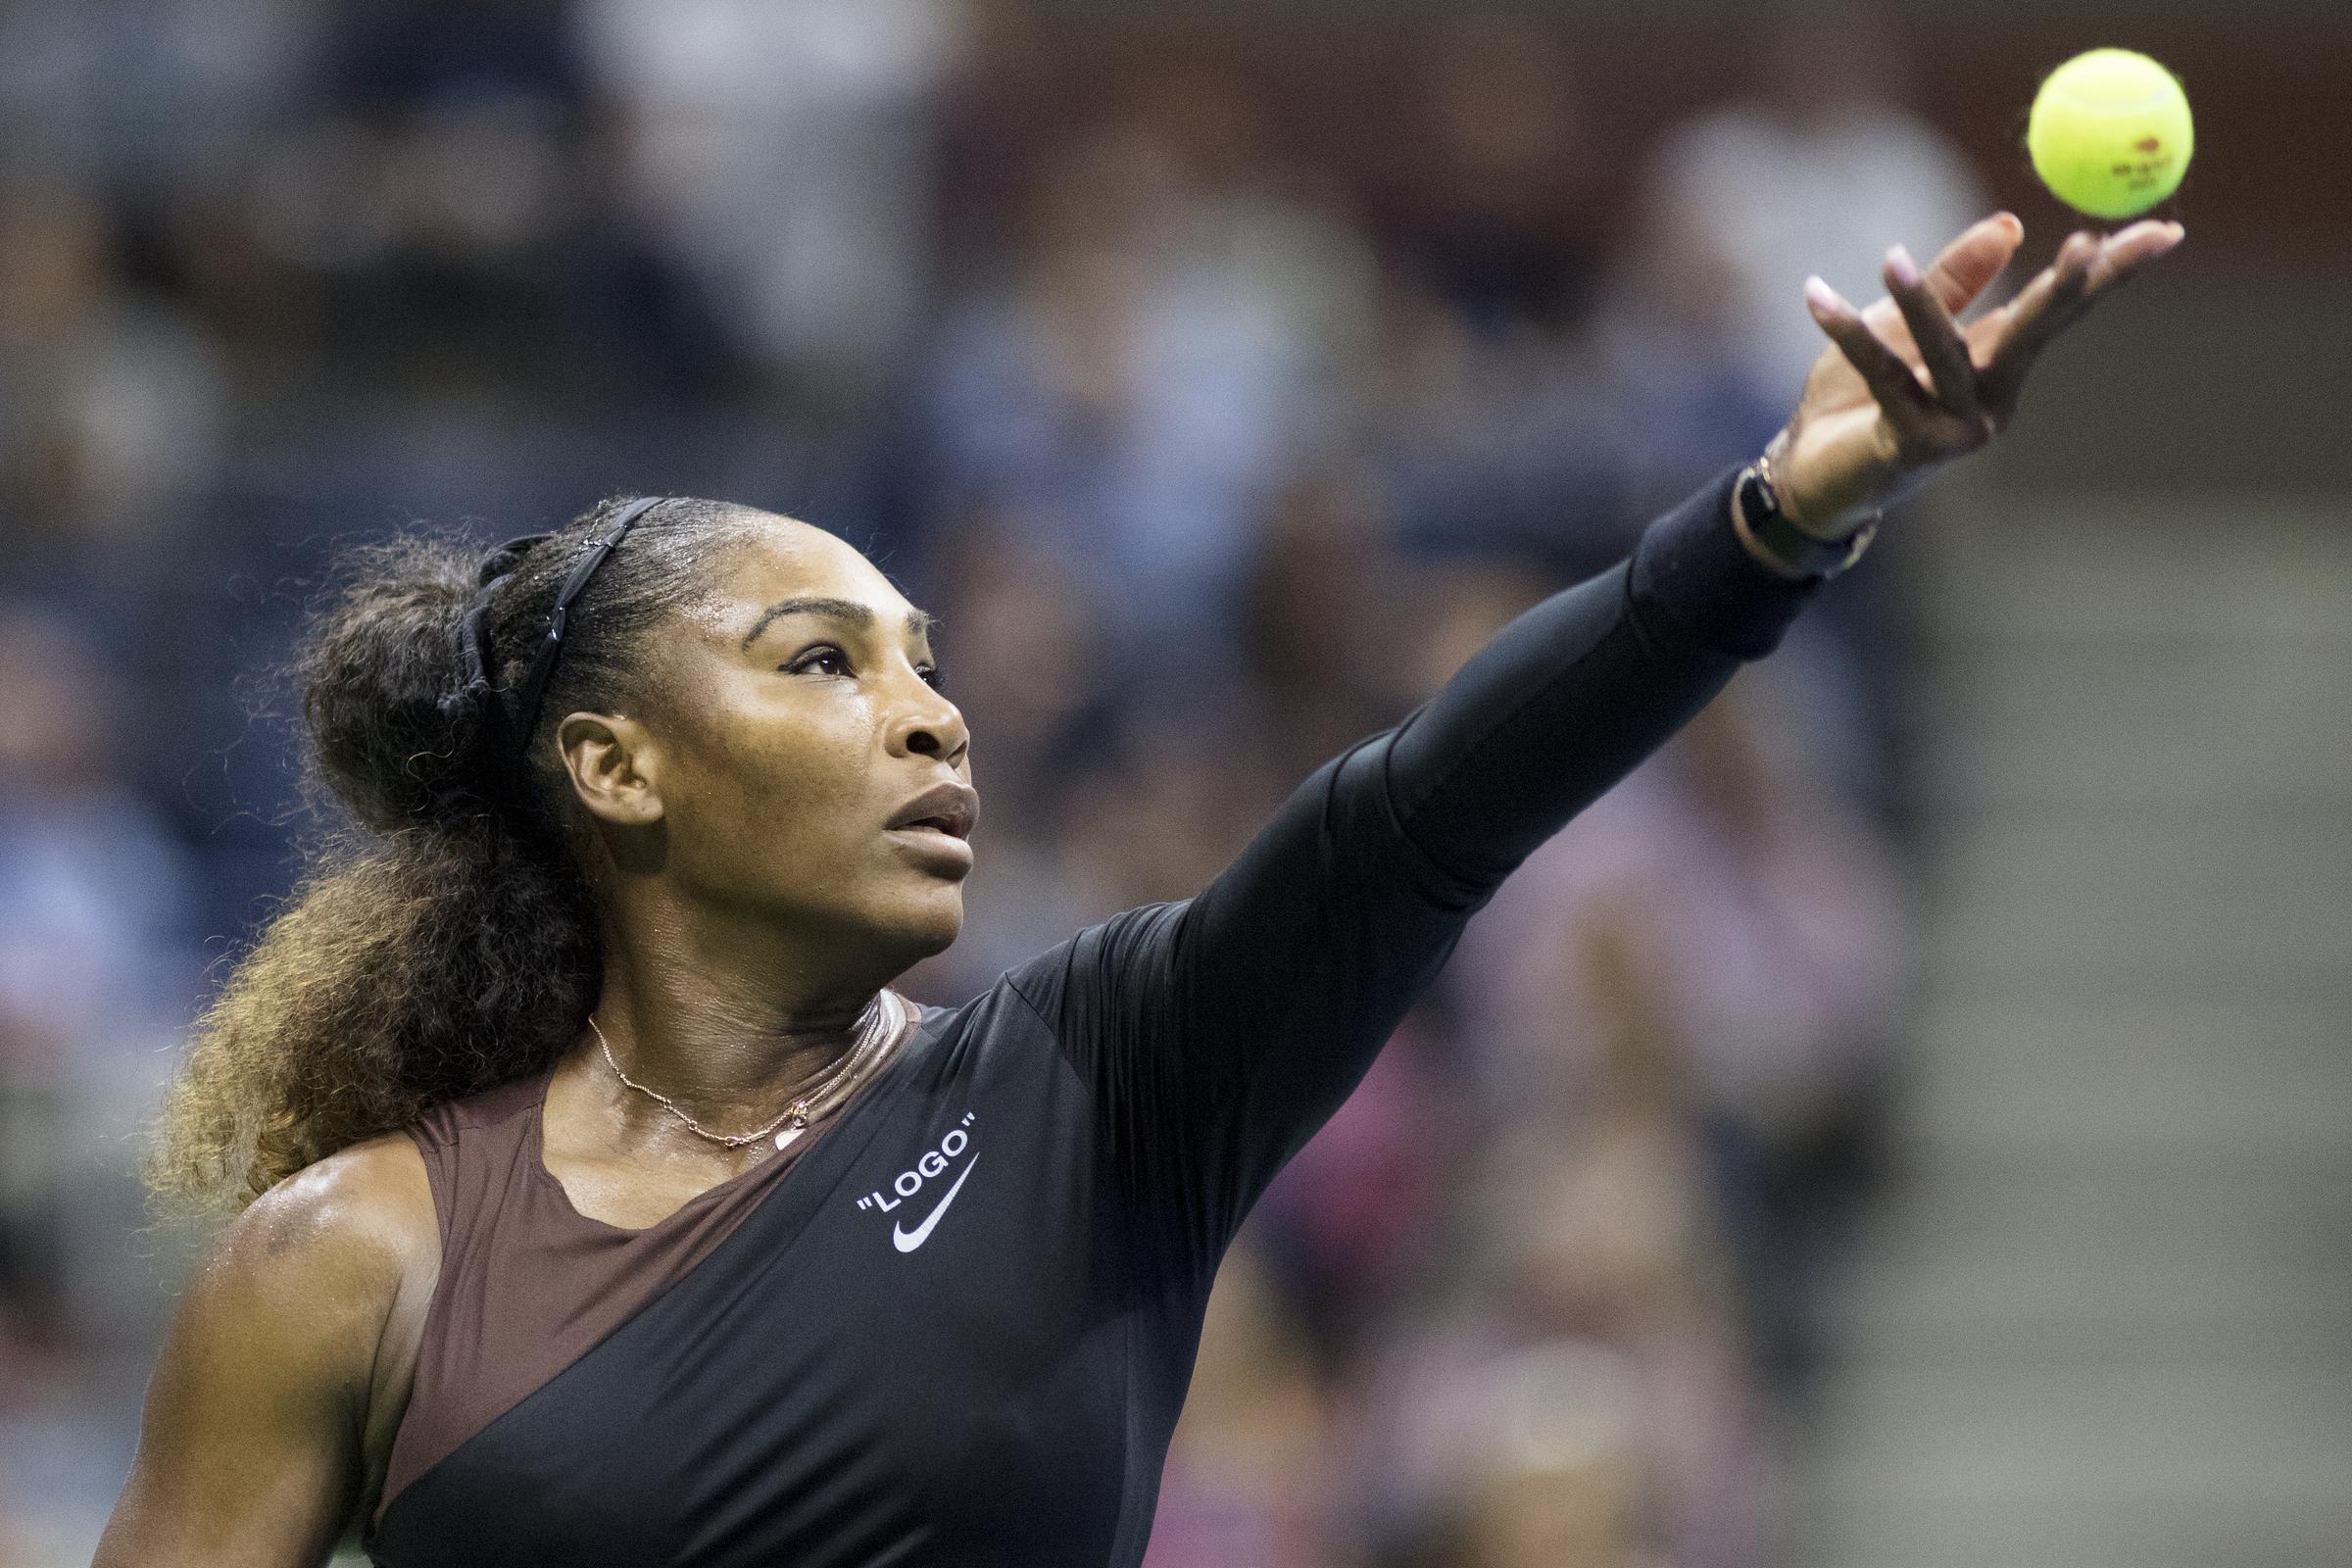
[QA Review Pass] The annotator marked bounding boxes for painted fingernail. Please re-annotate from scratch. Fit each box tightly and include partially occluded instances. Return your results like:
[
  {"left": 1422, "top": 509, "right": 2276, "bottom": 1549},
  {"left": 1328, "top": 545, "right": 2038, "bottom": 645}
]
[
  {"left": 1804, "top": 275, "right": 1840, "bottom": 313},
  {"left": 1886, "top": 245, "right": 1920, "bottom": 285}
]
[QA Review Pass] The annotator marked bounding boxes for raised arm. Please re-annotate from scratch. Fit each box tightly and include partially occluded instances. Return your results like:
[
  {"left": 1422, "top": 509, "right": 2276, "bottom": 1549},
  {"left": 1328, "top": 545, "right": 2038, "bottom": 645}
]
[{"left": 1010, "top": 213, "right": 2183, "bottom": 1276}]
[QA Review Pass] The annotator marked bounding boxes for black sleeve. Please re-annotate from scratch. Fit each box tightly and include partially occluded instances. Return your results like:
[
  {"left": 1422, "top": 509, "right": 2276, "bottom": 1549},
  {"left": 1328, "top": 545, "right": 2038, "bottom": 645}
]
[{"left": 1002, "top": 461, "right": 1823, "bottom": 1280}]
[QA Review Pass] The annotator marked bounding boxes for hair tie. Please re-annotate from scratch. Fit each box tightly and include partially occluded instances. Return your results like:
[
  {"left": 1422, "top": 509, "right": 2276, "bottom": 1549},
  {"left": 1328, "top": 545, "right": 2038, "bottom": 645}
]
[
  {"left": 476, "top": 531, "right": 552, "bottom": 588},
  {"left": 434, "top": 532, "right": 555, "bottom": 799}
]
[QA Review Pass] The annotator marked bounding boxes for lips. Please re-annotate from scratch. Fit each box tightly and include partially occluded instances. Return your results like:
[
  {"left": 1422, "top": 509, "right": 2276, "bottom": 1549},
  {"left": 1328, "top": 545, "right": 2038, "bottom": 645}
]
[{"left": 886, "top": 781, "right": 979, "bottom": 842}]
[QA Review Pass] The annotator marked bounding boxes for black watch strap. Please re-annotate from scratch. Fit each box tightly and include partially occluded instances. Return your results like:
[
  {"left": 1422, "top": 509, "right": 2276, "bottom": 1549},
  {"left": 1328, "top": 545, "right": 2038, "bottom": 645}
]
[{"left": 1734, "top": 463, "right": 1878, "bottom": 579}]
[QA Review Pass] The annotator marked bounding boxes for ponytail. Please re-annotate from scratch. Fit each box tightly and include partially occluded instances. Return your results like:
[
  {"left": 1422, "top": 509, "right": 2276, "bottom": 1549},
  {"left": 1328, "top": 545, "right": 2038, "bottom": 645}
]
[{"left": 143, "top": 500, "right": 751, "bottom": 1219}]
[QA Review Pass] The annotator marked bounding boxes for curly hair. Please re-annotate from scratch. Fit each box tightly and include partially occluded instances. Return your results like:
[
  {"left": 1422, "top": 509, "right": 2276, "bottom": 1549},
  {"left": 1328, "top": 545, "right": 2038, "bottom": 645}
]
[{"left": 142, "top": 495, "right": 760, "bottom": 1221}]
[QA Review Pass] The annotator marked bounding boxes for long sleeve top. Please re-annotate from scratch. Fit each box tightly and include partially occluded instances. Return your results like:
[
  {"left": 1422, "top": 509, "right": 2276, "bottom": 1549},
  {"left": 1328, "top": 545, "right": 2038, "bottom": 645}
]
[{"left": 364, "top": 459, "right": 1818, "bottom": 1568}]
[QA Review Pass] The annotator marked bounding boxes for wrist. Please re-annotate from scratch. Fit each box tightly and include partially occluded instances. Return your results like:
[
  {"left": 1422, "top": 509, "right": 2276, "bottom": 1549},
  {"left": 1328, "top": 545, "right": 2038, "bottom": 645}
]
[
  {"left": 1731, "top": 447, "right": 1879, "bottom": 581},
  {"left": 1760, "top": 429, "right": 1876, "bottom": 544},
  {"left": 1729, "top": 468, "right": 1814, "bottom": 581}
]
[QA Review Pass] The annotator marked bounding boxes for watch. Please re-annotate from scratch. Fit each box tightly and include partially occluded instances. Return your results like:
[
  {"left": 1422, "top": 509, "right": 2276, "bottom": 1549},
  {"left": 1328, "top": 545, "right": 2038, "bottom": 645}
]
[{"left": 1732, "top": 455, "right": 1880, "bottom": 580}]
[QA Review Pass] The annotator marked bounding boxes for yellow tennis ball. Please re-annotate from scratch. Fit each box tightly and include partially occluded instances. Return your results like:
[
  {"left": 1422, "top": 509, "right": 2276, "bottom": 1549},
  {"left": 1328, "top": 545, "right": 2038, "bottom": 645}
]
[{"left": 2027, "top": 48, "right": 2194, "bottom": 220}]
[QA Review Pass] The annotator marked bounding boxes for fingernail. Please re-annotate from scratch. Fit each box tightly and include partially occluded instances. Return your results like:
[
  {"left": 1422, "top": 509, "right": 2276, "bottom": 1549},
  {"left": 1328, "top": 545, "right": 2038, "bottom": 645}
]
[
  {"left": 1804, "top": 275, "right": 1839, "bottom": 313},
  {"left": 1886, "top": 245, "right": 1920, "bottom": 285}
]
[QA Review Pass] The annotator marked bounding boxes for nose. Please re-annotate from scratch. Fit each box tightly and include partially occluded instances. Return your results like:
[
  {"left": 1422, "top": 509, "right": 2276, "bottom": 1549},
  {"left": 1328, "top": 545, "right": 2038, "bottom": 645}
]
[{"left": 885, "top": 670, "right": 969, "bottom": 767}]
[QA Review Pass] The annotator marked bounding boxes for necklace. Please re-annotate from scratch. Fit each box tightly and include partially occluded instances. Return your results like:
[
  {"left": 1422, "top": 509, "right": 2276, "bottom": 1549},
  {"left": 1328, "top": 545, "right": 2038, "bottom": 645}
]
[{"left": 589, "top": 990, "right": 905, "bottom": 1152}]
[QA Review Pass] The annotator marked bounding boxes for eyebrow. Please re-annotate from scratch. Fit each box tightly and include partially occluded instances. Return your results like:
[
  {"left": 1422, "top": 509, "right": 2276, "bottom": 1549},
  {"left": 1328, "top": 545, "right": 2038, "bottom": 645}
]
[{"left": 741, "top": 597, "right": 937, "bottom": 651}]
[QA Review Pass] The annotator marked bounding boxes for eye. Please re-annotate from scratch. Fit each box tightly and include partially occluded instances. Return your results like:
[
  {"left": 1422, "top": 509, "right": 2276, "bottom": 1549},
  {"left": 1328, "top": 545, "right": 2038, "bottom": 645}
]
[
  {"left": 787, "top": 646, "right": 853, "bottom": 677},
  {"left": 917, "top": 662, "right": 947, "bottom": 693}
]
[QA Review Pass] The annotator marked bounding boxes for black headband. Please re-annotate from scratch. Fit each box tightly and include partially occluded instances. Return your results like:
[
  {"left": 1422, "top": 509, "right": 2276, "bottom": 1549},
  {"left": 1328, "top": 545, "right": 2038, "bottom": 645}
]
[
  {"left": 447, "top": 495, "right": 674, "bottom": 787},
  {"left": 507, "top": 495, "right": 674, "bottom": 766}
]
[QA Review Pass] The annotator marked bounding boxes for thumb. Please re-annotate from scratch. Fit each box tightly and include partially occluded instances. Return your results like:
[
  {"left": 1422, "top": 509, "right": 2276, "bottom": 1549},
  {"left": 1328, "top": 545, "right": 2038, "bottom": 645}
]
[
  {"left": 1924, "top": 211, "right": 2025, "bottom": 314},
  {"left": 1858, "top": 211, "right": 2024, "bottom": 342}
]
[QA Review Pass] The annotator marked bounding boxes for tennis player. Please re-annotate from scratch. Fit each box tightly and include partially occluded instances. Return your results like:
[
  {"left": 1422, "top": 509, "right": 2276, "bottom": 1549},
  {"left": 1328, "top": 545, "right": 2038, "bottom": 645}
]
[{"left": 95, "top": 212, "right": 2180, "bottom": 1568}]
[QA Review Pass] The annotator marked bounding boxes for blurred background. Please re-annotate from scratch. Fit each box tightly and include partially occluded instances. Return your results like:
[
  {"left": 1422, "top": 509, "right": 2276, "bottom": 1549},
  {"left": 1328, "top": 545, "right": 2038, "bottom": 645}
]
[{"left": 0, "top": 0, "right": 2346, "bottom": 1564}]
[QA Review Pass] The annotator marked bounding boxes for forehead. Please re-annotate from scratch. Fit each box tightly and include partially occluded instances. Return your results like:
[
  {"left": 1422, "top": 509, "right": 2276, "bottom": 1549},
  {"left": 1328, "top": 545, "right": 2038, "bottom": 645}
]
[{"left": 702, "top": 514, "right": 917, "bottom": 629}]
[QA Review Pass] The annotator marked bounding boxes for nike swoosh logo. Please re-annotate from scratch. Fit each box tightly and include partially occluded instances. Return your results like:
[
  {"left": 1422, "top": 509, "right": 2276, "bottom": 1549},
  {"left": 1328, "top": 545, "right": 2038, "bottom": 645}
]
[{"left": 893, "top": 1154, "right": 979, "bottom": 1253}]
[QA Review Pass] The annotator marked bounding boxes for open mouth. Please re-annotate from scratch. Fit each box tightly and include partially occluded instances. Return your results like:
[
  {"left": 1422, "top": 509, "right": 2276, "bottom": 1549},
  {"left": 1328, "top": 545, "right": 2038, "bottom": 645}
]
[{"left": 885, "top": 783, "right": 979, "bottom": 843}]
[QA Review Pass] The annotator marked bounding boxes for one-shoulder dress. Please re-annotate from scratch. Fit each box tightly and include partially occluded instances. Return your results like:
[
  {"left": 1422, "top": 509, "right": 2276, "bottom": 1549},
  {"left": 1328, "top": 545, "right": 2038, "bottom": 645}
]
[{"left": 363, "top": 461, "right": 1817, "bottom": 1568}]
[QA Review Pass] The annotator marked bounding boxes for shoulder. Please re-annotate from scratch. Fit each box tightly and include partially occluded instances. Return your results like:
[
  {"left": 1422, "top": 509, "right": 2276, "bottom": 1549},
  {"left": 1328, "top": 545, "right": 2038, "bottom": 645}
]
[
  {"left": 216, "top": 1131, "right": 437, "bottom": 1323},
  {"left": 164, "top": 1134, "right": 439, "bottom": 1439},
  {"left": 1000, "top": 902, "right": 1191, "bottom": 1004},
  {"left": 95, "top": 1134, "right": 439, "bottom": 1568}
]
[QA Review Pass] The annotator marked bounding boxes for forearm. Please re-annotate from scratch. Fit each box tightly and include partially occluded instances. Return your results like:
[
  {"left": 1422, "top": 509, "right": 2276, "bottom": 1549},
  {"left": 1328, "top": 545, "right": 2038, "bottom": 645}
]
[
  {"left": 1030, "top": 461, "right": 1823, "bottom": 1241},
  {"left": 1386, "top": 460, "right": 1819, "bottom": 890}
]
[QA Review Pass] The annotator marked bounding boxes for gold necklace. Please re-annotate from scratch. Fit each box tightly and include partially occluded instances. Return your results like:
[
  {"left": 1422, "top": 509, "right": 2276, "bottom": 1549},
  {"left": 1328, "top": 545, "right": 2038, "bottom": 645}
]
[{"left": 589, "top": 991, "right": 904, "bottom": 1151}]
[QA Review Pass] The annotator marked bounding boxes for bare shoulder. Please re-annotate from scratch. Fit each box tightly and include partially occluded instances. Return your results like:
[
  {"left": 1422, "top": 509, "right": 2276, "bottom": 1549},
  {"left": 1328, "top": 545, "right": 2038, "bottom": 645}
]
[
  {"left": 228, "top": 1129, "right": 437, "bottom": 1293},
  {"left": 91, "top": 1131, "right": 440, "bottom": 1568},
  {"left": 274, "top": 1130, "right": 436, "bottom": 1257},
  {"left": 165, "top": 1128, "right": 441, "bottom": 1420}
]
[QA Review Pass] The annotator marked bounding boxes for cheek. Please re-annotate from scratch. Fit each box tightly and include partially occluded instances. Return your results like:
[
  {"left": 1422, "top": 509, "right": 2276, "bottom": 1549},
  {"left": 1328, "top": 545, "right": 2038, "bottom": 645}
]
[{"left": 667, "top": 692, "right": 883, "bottom": 873}]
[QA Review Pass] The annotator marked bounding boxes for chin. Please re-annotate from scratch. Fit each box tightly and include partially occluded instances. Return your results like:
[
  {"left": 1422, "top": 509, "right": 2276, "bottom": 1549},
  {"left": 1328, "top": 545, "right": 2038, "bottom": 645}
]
[
  {"left": 882, "top": 887, "right": 965, "bottom": 961},
  {"left": 906, "top": 909, "right": 963, "bottom": 959}
]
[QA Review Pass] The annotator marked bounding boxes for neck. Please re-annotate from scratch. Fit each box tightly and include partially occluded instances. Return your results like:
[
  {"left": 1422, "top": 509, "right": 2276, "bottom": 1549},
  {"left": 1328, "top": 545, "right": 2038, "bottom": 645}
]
[{"left": 580, "top": 884, "right": 908, "bottom": 1131}]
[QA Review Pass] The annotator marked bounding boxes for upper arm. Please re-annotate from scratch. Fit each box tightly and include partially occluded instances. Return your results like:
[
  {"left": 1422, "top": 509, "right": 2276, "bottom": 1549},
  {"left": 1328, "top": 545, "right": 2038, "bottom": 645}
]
[
  {"left": 1012, "top": 733, "right": 1471, "bottom": 1272},
  {"left": 93, "top": 1145, "right": 422, "bottom": 1568}
]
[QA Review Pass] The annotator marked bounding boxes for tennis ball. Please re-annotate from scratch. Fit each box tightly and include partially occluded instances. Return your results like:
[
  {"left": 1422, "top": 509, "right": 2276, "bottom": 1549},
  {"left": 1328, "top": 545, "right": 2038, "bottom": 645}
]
[{"left": 2027, "top": 48, "right": 2193, "bottom": 220}]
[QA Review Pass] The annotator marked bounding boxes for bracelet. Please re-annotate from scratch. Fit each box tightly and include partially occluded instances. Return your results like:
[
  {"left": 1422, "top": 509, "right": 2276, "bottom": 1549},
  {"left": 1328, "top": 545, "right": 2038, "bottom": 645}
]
[
  {"left": 1735, "top": 449, "right": 1879, "bottom": 580},
  {"left": 1757, "top": 439, "right": 1885, "bottom": 545}
]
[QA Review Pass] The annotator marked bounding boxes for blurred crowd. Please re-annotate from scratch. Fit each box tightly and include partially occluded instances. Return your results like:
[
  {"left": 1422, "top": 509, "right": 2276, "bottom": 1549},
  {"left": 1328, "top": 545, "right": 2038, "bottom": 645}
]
[{"left": 0, "top": 1, "right": 1994, "bottom": 1562}]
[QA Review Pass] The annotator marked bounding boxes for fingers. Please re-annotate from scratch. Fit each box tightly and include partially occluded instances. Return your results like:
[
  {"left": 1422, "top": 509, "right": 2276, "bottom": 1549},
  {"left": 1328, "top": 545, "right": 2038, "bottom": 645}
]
[
  {"left": 1859, "top": 210, "right": 2023, "bottom": 342},
  {"left": 1979, "top": 221, "right": 2184, "bottom": 414},
  {"left": 1884, "top": 243, "right": 1986, "bottom": 429},
  {"left": 1975, "top": 232, "right": 2096, "bottom": 411},
  {"left": 2084, "top": 217, "right": 2187, "bottom": 291},
  {"left": 1921, "top": 211, "right": 2026, "bottom": 316},
  {"left": 1801, "top": 216, "right": 2185, "bottom": 479},
  {"left": 1804, "top": 275, "right": 1936, "bottom": 426}
]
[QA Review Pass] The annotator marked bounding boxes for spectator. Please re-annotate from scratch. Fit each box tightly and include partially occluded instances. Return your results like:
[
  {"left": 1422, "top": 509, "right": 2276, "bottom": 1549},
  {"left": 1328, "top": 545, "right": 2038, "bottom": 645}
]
[
  {"left": 0, "top": 606, "right": 198, "bottom": 1367},
  {"left": 577, "top": 0, "right": 973, "bottom": 398},
  {"left": 1145, "top": 1240, "right": 1338, "bottom": 1568},
  {"left": 912, "top": 99, "right": 1375, "bottom": 666},
  {"left": 1634, "top": 0, "right": 1989, "bottom": 403},
  {"left": 1448, "top": 677, "right": 1913, "bottom": 1378},
  {"left": 1375, "top": 17, "right": 1611, "bottom": 339},
  {"left": 0, "top": 170, "right": 226, "bottom": 580}
]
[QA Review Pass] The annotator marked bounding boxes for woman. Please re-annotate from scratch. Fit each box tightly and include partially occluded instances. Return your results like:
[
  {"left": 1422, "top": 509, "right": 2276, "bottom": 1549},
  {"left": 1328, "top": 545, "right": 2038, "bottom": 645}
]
[{"left": 96, "top": 213, "right": 2180, "bottom": 1568}]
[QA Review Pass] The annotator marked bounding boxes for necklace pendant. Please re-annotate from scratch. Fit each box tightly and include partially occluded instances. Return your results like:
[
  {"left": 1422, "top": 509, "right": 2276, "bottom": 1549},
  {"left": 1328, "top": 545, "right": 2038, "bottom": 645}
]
[{"left": 774, "top": 1102, "right": 811, "bottom": 1152}]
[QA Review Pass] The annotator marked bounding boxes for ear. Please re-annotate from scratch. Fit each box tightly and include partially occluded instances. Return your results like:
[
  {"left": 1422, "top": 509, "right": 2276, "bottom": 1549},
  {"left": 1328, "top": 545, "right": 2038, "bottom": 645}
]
[{"left": 557, "top": 710, "right": 665, "bottom": 828}]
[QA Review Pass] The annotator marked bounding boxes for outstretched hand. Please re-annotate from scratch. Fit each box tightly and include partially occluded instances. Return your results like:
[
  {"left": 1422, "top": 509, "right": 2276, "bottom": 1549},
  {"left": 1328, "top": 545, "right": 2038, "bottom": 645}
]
[{"left": 1767, "top": 212, "right": 2186, "bottom": 538}]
